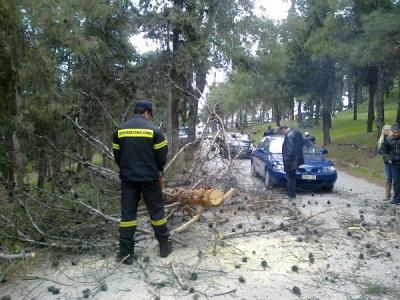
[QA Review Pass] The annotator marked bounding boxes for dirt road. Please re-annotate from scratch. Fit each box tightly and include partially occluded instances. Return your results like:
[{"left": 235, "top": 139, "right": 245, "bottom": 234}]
[{"left": 1, "top": 159, "right": 400, "bottom": 300}]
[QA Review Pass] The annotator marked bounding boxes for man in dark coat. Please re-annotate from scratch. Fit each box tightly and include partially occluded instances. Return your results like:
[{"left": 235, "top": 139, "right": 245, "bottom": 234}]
[
  {"left": 112, "top": 100, "right": 170, "bottom": 264},
  {"left": 281, "top": 126, "right": 305, "bottom": 199},
  {"left": 380, "top": 123, "right": 400, "bottom": 205}
]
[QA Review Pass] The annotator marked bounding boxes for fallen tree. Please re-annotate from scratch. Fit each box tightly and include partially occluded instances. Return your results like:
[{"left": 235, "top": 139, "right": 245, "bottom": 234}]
[{"left": 0, "top": 105, "right": 241, "bottom": 259}]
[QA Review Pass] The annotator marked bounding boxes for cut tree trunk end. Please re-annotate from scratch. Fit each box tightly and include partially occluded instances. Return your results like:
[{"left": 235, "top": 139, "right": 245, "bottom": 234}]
[
  {"left": 170, "top": 188, "right": 236, "bottom": 235},
  {"left": 171, "top": 187, "right": 236, "bottom": 207}
]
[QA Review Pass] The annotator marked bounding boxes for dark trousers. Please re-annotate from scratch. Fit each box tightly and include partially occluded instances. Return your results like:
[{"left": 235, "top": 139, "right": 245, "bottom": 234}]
[
  {"left": 119, "top": 180, "right": 169, "bottom": 256},
  {"left": 286, "top": 169, "right": 297, "bottom": 198},
  {"left": 390, "top": 164, "right": 400, "bottom": 203}
]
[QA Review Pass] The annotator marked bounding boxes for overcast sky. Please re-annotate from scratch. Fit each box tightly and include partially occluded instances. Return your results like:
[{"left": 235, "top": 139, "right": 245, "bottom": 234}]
[{"left": 130, "top": 0, "right": 290, "bottom": 53}]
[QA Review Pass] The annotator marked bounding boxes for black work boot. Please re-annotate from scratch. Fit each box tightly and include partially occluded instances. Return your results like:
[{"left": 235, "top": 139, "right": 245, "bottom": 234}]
[
  {"left": 118, "top": 227, "right": 135, "bottom": 264},
  {"left": 158, "top": 237, "right": 172, "bottom": 258}
]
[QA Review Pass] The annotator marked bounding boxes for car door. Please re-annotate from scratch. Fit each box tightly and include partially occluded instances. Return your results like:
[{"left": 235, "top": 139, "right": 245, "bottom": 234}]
[
  {"left": 254, "top": 139, "right": 269, "bottom": 174},
  {"left": 260, "top": 139, "right": 271, "bottom": 177},
  {"left": 252, "top": 141, "right": 265, "bottom": 174}
]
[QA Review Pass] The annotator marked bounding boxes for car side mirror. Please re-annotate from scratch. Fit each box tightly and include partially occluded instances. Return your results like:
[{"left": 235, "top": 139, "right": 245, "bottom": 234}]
[{"left": 321, "top": 148, "right": 328, "bottom": 154}]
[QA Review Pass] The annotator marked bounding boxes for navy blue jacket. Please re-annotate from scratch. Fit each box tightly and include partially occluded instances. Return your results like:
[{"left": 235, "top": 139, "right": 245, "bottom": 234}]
[
  {"left": 282, "top": 129, "right": 304, "bottom": 172},
  {"left": 112, "top": 114, "right": 168, "bottom": 181}
]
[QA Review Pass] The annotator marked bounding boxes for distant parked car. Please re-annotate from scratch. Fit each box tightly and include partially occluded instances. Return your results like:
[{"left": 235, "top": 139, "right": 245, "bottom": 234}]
[
  {"left": 251, "top": 135, "right": 337, "bottom": 191},
  {"left": 179, "top": 127, "right": 189, "bottom": 144},
  {"left": 216, "top": 132, "right": 254, "bottom": 159}
]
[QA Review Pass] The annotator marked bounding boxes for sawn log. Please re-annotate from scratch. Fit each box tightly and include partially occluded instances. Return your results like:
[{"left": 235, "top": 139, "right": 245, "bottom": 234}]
[{"left": 170, "top": 187, "right": 235, "bottom": 207}]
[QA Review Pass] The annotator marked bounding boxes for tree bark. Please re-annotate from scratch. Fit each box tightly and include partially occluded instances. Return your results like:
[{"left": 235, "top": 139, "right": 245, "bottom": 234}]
[
  {"left": 273, "top": 104, "right": 281, "bottom": 127},
  {"left": 322, "top": 60, "right": 335, "bottom": 146},
  {"left": 367, "top": 84, "right": 375, "bottom": 132},
  {"left": 322, "top": 99, "right": 331, "bottom": 145},
  {"left": 367, "top": 67, "right": 377, "bottom": 133},
  {"left": 396, "top": 79, "right": 400, "bottom": 124},
  {"left": 374, "top": 64, "right": 385, "bottom": 139},
  {"left": 168, "top": 0, "right": 184, "bottom": 155},
  {"left": 290, "top": 99, "right": 295, "bottom": 120},
  {"left": 12, "top": 75, "right": 24, "bottom": 186}
]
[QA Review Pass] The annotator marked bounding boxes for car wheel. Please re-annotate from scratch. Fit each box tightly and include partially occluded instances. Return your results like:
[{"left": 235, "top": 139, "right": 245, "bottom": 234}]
[
  {"left": 264, "top": 168, "right": 272, "bottom": 189},
  {"left": 251, "top": 162, "right": 258, "bottom": 177},
  {"left": 322, "top": 184, "right": 334, "bottom": 192}
]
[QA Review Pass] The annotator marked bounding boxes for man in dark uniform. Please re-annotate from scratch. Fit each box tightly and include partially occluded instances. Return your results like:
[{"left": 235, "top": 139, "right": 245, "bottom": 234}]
[
  {"left": 281, "top": 126, "right": 304, "bottom": 199},
  {"left": 112, "top": 100, "right": 170, "bottom": 264}
]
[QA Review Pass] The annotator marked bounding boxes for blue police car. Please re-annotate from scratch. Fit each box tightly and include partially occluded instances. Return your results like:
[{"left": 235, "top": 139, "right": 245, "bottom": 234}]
[{"left": 251, "top": 135, "right": 337, "bottom": 191}]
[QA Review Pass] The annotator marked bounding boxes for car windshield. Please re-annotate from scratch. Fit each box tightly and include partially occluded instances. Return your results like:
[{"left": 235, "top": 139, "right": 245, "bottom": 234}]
[
  {"left": 269, "top": 138, "right": 321, "bottom": 155},
  {"left": 269, "top": 139, "right": 284, "bottom": 153},
  {"left": 303, "top": 140, "right": 320, "bottom": 154}
]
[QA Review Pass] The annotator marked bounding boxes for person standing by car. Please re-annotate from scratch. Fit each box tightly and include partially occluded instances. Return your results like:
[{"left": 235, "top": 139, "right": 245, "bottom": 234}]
[
  {"left": 380, "top": 124, "right": 400, "bottom": 205},
  {"left": 112, "top": 100, "right": 171, "bottom": 264},
  {"left": 281, "top": 126, "right": 304, "bottom": 199},
  {"left": 378, "top": 124, "right": 392, "bottom": 201}
]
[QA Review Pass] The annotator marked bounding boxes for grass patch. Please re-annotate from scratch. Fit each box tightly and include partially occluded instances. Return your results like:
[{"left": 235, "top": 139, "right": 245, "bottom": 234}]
[{"left": 363, "top": 282, "right": 387, "bottom": 296}]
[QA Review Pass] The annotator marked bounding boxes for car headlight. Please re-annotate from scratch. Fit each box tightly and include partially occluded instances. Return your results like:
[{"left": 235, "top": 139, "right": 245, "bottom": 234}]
[
  {"left": 272, "top": 164, "right": 284, "bottom": 172},
  {"left": 322, "top": 166, "right": 336, "bottom": 173}
]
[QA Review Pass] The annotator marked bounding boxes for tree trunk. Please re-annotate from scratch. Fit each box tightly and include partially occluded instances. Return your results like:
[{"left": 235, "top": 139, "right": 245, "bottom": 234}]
[
  {"left": 11, "top": 131, "right": 23, "bottom": 185},
  {"left": 187, "top": 86, "right": 197, "bottom": 142},
  {"left": 367, "top": 67, "right": 377, "bottom": 133},
  {"left": 169, "top": 80, "right": 180, "bottom": 155},
  {"left": 290, "top": 99, "right": 295, "bottom": 120},
  {"left": 273, "top": 104, "right": 281, "bottom": 127},
  {"left": 297, "top": 100, "right": 302, "bottom": 126},
  {"left": 367, "top": 83, "right": 375, "bottom": 132},
  {"left": 396, "top": 79, "right": 400, "bottom": 124},
  {"left": 322, "top": 60, "right": 335, "bottom": 146},
  {"left": 168, "top": 0, "right": 184, "bottom": 155},
  {"left": 353, "top": 76, "right": 359, "bottom": 121},
  {"left": 374, "top": 64, "right": 385, "bottom": 139},
  {"left": 12, "top": 80, "right": 24, "bottom": 186},
  {"left": 335, "top": 79, "right": 344, "bottom": 112},
  {"left": 348, "top": 76, "right": 353, "bottom": 109}
]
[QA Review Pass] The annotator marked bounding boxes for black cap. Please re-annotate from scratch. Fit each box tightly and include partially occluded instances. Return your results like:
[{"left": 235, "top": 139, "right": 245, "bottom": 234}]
[
  {"left": 392, "top": 123, "right": 400, "bottom": 131},
  {"left": 135, "top": 100, "right": 153, "bottom": 114}
]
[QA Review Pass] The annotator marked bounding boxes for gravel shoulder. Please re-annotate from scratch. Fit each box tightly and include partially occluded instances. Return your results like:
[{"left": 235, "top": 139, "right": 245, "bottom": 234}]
[{"left": 1, "top": 160, "right": 400, "bottom": 300}]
